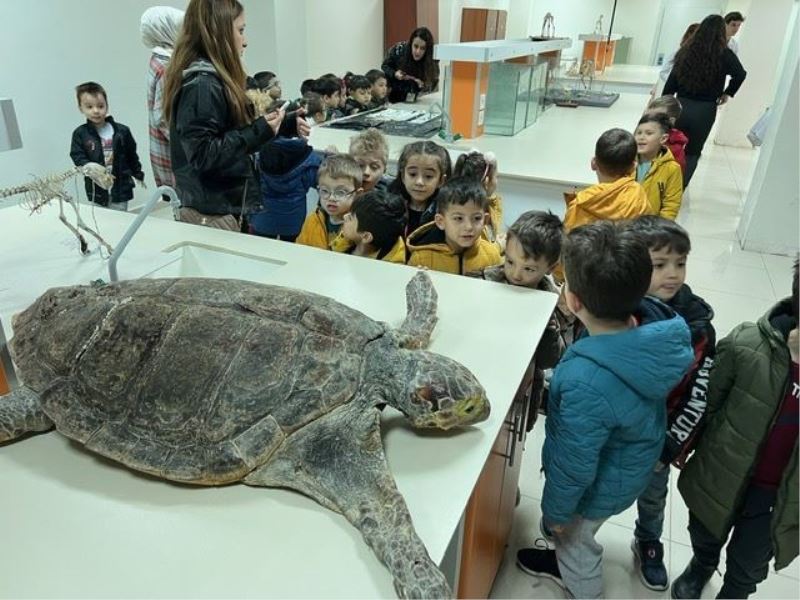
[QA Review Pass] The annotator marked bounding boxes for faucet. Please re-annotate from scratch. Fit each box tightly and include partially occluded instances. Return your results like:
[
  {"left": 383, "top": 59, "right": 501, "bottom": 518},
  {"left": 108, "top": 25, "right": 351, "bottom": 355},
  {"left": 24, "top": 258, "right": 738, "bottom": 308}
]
[
  {"left": 428, "top": 102, "right": 460, "bottom": 143},
  {"left": 108, "top": 185, "right": 180, "bottom": 282}
]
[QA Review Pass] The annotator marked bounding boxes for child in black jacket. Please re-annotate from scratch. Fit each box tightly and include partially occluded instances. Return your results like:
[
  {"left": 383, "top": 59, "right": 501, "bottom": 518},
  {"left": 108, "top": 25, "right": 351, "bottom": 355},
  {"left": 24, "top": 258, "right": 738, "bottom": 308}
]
[{"left": 70, "top": 82, "right": 144, "bottom": 209}]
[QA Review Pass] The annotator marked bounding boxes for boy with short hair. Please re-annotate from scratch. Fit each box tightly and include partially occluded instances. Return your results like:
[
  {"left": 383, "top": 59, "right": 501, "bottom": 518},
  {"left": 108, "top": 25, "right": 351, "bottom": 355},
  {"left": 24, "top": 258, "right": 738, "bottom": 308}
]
[
  {"left": 406, "top": 177, "right": 502, "bottom": 275},
  {"left": 252, "top": 70, "right": 282, "bottom": 102},
  {"left": 365, "top": 68, "right": 389, "bottom": 108},
  {"left": 564, "top": 128, "right": 652, "bottom": 231},
  {"left": 300, "top": 92, "right": 327, "bottom": 125},
  {"left": 625, "top": 216, "right": 715, "bottom": 591},
  {"left": 516, "top": 220, "right": 694, "bottom": 600},
  {"left": 344, "top": 75, "right": 373, "bottom": 115},
  {"left": 338, "top": 190, "right": 407, "bottom": 263},
  {"left": 349, "top": 128, "right": 391, "bottom": 192},
  {"left": 296, "top": 154, "right": 362, "bottom": 250},
  {"left": 471, "top": 210, "right": 566, "bottom": 428},
  {"left": 725, "top": 11, "right": 745, "bottom": 54},
  {"left": 646, "top": 95, "right": 688, "bottom": 175},
  {"left": 634, "top": 113, "right": 683, "bottom": 219},
  {"left": 311, "top": 76, "right": 343, "bottom": 120},
  {"left": 70, "top": 81, "right": 145, "bottom": 210},
  {"left": 671, "top": 260, "right": 798, "bottom": 600}
]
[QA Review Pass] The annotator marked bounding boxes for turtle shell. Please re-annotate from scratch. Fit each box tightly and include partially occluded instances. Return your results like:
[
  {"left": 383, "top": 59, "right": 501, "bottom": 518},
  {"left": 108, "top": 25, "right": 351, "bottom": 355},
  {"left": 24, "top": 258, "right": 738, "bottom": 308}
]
[{"left": 10, "top": 278, "right": 386, "bottom": 484}]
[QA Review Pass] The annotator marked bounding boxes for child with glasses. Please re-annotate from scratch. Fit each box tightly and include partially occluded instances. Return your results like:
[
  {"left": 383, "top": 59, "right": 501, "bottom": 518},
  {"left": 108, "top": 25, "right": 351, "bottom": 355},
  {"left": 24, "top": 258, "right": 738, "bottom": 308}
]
[{"left": 297, "top": 154, "right": 363, "bottom": 250}]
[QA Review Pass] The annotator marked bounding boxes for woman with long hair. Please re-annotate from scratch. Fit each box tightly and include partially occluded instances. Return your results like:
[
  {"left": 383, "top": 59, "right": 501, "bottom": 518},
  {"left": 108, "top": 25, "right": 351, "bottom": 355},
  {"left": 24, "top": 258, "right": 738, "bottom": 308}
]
[
  {"left": 381, "top": 27, "right": 439, "bottom": 103},
  {"left": 163, "top": 0, "right": 307, "bottom": 230},
  {"left": 663, "top": 14, "right": 746, "bottom": 186}
]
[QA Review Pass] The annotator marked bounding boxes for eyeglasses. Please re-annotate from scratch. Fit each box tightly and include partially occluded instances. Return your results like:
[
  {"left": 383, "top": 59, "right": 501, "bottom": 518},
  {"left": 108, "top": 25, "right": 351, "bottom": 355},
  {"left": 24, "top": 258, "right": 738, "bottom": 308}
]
[{"left": 319, "top": 188, "right": 356, "bottom": 201}]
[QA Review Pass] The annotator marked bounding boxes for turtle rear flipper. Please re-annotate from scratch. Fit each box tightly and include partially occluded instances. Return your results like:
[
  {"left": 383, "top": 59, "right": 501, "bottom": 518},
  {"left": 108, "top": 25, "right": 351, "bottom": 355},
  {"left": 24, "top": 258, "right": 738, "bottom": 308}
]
[
  {"left": 0, "top": 385, "right": 53, "bottom": 443},
  {"left": 395, "top": 272, "right": 438, "bottom": 350},
  {"left": 245, "top": 401, "right": 452, "bottom": 599}
]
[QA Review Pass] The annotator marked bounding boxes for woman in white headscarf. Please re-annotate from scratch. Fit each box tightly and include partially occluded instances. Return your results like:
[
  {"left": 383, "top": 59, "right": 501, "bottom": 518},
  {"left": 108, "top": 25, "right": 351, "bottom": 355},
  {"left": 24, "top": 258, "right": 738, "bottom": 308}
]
[{"left": 141, "top": 6, "right": 184, "bottom": 190}]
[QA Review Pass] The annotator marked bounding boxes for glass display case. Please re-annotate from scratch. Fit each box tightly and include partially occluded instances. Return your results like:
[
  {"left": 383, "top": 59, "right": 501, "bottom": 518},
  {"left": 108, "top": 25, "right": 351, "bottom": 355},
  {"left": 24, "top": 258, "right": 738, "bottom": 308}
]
[{"left": 483, "top": 60, "right": 550, "bottom": 136}]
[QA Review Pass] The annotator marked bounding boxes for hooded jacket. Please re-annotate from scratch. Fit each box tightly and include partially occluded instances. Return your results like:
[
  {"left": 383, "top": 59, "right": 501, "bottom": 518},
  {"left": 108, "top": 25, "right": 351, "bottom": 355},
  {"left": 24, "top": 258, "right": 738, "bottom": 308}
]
[
  {"left": 334, "top": 236, "right": 407, "bottom": 264},
  {"left": 662, "top": 284, "right": 716, "bottom": 467},
  {"left": 678, "top": 299, "right": 798, "bottom": 571},
  {"left": 638, "top": 148, "right": 684, "bottom": 220},
  {"left": 541, "top": 297, "right": 694, "bottom": 525},
  {"left": 249, "top": 138, "right": 323, "bottom": 237},
  {"left": 296, "top": 207, "right": 342, "bottom": 250},
  {"left": 667, "top": 128, "right": 688, "bottom": 175},
  {"left": 406, "top": 221, "right": 502, "bottom": 275},
  {"left": 564, "top": 176, "right": 653, "bottom": 231},
  {"left": 170, "top": 59, "right": 296, "bottom": 216}
]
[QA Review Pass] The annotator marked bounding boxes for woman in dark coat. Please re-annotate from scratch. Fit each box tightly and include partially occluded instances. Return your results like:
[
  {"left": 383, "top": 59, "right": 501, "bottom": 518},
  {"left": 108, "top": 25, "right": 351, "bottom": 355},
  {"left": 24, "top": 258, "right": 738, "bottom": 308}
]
[
  {"left": 382, "top": 27, "right": 439, "bottom": 103},
  {"left": 663, "top": 14, "right": 746, "bottom": 187}
]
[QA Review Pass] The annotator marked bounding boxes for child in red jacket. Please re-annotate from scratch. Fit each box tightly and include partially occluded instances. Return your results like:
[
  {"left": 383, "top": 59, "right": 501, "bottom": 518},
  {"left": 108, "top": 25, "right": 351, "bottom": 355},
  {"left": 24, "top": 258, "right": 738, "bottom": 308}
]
[{"left": 646, "top": 96, "right": 689, "bottom": 176}]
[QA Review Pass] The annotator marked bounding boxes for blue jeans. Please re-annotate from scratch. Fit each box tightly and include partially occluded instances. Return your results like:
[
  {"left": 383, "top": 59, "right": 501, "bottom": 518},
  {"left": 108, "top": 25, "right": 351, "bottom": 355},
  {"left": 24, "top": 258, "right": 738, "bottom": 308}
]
[{"left": 634, "top": 465, "right": 670, "bottom": 542}]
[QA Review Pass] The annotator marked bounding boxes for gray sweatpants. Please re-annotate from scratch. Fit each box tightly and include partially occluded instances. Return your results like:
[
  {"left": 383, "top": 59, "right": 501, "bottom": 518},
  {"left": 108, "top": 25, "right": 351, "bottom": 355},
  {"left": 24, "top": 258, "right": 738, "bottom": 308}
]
[{"left": 553, "top": 515, "right": 608, "bottom": 599}]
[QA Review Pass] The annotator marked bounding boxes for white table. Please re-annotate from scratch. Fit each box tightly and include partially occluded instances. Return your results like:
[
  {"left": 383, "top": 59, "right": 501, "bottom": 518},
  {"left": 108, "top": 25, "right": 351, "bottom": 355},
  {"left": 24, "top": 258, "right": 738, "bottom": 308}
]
[{"left": 0, "top": 205, "right": 556, "bottom": 598}]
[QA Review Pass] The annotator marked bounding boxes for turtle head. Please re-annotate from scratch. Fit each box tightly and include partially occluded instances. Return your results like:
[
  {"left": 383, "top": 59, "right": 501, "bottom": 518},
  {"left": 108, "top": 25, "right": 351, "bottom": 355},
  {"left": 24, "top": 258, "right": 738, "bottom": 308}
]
[{"left": 395, "top": 350, "right": 490, "bottom": 430}]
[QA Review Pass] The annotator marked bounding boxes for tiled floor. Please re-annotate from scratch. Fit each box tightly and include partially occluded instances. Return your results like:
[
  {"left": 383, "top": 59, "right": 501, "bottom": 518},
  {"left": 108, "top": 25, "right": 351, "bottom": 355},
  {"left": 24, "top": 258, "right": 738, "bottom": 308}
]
[{"left": 490, "top": 142, "right": 799, "bottom": 599}]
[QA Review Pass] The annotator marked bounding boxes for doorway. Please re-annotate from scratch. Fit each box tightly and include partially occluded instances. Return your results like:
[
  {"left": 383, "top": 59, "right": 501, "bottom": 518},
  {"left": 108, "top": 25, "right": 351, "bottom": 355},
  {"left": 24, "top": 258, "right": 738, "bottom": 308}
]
[{"left": 650, "top": 0, "right": 725, "bottom": 65}]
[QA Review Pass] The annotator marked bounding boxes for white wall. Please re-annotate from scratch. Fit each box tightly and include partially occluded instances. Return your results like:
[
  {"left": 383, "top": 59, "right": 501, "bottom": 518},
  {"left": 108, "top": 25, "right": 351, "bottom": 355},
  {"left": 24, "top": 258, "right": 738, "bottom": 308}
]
[
  {"left": 304, "top": 0, "right": 384, "bottom": 79},
  {"left": 736, "top": 4, "right": 799, "bottom": 255},
  {"left": 714, "top": 0, "right": 790, "bottom": 147}
]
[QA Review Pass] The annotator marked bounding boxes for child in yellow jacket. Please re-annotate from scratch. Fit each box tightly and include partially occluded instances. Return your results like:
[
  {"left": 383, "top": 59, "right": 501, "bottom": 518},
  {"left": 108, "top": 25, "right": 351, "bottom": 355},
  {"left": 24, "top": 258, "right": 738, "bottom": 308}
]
[
  {"left": 296, "top": 154, "right": 363, "bottom": 250},
  {"left": 634, "top": 113, "right": 684, "bottom": 220},
  {"left": 337, "top": 189, "right": 407, "bottom": 263},
  {"left": 564, "top": 128, "right": 653, "bottom": 231},
  {"left": 453, "top": 150, "right": 504, "bottom": 244},
  {"left": 407, "top": 177, "right": 502, "bottom": 275}
]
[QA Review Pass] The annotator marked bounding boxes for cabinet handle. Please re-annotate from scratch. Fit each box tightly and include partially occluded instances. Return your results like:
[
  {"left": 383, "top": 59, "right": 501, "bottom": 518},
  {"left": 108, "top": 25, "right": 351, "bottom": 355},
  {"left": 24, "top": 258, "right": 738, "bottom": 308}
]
[{"left": 507, "top": 410, "right": 521, "bottom": 467}]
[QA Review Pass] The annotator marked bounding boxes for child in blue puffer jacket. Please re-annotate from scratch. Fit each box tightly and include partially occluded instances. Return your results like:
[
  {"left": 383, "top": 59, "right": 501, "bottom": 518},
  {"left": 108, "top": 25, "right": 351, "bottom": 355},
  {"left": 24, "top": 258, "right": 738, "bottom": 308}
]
[
  {"left": 516, "top": 220, "right": 694, "bottom": 599},
  {"left": 249, "top": 137, "right": 323, "bottom": 242}
]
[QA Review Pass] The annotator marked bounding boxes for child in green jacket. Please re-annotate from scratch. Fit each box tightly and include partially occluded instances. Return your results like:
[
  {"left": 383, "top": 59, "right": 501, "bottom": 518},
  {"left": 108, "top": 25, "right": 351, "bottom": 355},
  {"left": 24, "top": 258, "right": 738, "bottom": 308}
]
[{"left": 672, "top": 260, "right": 799, "bottom": 599}]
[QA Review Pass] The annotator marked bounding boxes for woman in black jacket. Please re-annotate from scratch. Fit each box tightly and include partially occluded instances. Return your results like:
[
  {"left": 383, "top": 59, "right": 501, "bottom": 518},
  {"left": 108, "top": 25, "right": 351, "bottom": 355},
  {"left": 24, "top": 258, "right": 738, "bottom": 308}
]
[
  {"left": 162, "top": 0, "right": 307, "bottom": 230},
  {"left": 382, "top": 27, "right": 439, "bottom": 104},
  {"left": 663, "top": 14, "right": 746, "bottom": 187}
]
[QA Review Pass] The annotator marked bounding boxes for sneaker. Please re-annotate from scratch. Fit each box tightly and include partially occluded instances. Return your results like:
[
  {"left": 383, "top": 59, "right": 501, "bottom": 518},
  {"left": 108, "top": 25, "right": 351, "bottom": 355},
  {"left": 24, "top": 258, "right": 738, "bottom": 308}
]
[
  {"left": 670, "top": 558, "right": 714, "bottom": 599},
  {"left": 632, "top": 539, "right": 669, "bottom": 591},
  {"left": 516, "top": 547, "right": 564, "bottom": 588}
]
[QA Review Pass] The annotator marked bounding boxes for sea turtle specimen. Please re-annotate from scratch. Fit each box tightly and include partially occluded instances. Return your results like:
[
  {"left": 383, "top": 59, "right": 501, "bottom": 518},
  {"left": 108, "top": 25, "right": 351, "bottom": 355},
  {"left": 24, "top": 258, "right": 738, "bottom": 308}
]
[{"left": 0, "top": 272, "right": 490, "bottom": 599}]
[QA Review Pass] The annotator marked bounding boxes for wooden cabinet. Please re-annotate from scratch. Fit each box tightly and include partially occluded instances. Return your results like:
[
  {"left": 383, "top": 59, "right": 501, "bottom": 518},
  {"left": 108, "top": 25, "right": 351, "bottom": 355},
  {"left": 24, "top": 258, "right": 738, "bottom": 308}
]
[
  {"left": 383, "top": 0, "right": 440, "bottom": 52},
  {"left": 460, "top": 8, "right": 507, "bottom": 42},
  {"left": 457, "top": 384, "right": 530, "bottom": 598}
]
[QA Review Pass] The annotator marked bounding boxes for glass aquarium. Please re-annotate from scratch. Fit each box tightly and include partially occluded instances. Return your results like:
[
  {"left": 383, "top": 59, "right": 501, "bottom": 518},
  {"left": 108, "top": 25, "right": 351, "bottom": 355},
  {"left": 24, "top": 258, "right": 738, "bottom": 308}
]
[{"left": 483, "top": 62, "right": 533, "bottom": 136}]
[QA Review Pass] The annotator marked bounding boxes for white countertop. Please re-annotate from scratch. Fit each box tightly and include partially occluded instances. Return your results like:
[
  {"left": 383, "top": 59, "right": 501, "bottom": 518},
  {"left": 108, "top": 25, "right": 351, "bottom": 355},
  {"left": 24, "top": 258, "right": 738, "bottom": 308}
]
[
  {"left": 311, "top": 92, "right": 651, "bottom": 186},
  {"left": 559, "top": 64, "right": 660, "bottom": 86},
  {"left": 578, "top": 33, "right": 625, "bottom": 42},
  {"left": 0, "top": 205, "right": 556, "bottom": 597},
  {"left": 434, "top": 37, "right": 572, "bottom": 63}
]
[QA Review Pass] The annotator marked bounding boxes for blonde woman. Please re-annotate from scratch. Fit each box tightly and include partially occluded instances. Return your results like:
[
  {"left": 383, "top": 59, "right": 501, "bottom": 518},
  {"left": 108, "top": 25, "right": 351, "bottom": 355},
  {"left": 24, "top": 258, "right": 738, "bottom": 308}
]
[{"left": 163, "top": 0, "right": 308, "bottom": 230}]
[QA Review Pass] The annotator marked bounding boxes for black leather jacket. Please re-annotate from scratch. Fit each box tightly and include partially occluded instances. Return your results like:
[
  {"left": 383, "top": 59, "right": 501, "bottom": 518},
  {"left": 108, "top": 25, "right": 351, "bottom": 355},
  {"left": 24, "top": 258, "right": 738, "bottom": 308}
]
[{"left": 170, "top": 60, "right": 296, "bottom": 216}]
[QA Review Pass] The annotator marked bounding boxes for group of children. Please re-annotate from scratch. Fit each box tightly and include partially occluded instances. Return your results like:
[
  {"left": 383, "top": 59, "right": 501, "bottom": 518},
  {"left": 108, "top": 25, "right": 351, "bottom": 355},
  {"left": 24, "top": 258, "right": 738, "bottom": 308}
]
[{"left": 66, "top": 69, "right": 797, "bottom": 600}]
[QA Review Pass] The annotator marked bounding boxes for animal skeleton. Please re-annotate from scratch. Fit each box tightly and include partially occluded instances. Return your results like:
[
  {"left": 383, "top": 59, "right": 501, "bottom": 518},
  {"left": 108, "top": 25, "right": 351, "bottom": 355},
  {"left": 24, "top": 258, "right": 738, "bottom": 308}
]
[{"left": 0, "top": 164, "right": 115, "bottom": 255}]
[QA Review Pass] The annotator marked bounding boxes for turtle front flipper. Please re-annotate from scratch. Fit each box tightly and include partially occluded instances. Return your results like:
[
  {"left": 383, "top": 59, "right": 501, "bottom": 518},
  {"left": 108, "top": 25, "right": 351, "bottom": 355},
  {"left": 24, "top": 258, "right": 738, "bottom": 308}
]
[
  {"left": 244, "top": 401, "right": 452, "bottom": 599},
  {"left": 0, "top": 385, "right": 53, "bottom": 443},
  {"left": 395, "top": 272, "right": 438, "bottom": 350}
]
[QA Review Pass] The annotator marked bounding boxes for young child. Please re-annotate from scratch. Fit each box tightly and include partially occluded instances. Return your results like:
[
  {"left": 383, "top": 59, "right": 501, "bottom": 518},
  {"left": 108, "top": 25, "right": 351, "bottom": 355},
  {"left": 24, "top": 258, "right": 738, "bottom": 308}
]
[
  {"left": 646, "top": 95, "right": 688, "bottom": 175},
  {"left": 296, "top": 154, "right": 362, "bottom": 250},
  {"left": 406, "top": 177, "right": 502, "bottom": 275},
  {"left": 349, "top": 128, "right": 390, "bottom": 192},
  {"left": 516, "top": 220, "right": 694, "bottom": 600},
  {"left": 338, "top": 190, "right": 407, "bottom": 263},
  {"left": 626, "top": 216, "right": 716, "bottom": 591},
  {"left": 634, "top": 113, "right": 684, "bottom": 220},
  {"left": 344, "top": 75, "right": 373, "bottom": 116},
  {"left": 470, "top": 211, "right": 566, "bottom": 429},
  {"left": 311, "top": 76, "right": 342, "bottom": 120},
  {"left": 671, "top": 261, "right": 798, "bottom": 600},
  {"left": 388, "top": 141, "right": 451, "bottom": 238},
  {"left": 564, "top": 128, "right": 652, "bottom": 231},
  {"left": 250, "top": 137, "right": 324, "bottom": 242},
  {"left": 300, "top": 92, "right": 327, "bottom": 125},
  {"left": 69, "top": 81, "right": 145, "bottom": 210},
  {"left": 365, "top": 68, "right": 389, "bottom": 109},
  {"left": 453, "top": 150, "right": 503, "bottom": 243},
  {"left": 253, "top": 70, "right": 282, "bottom": 103}
]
